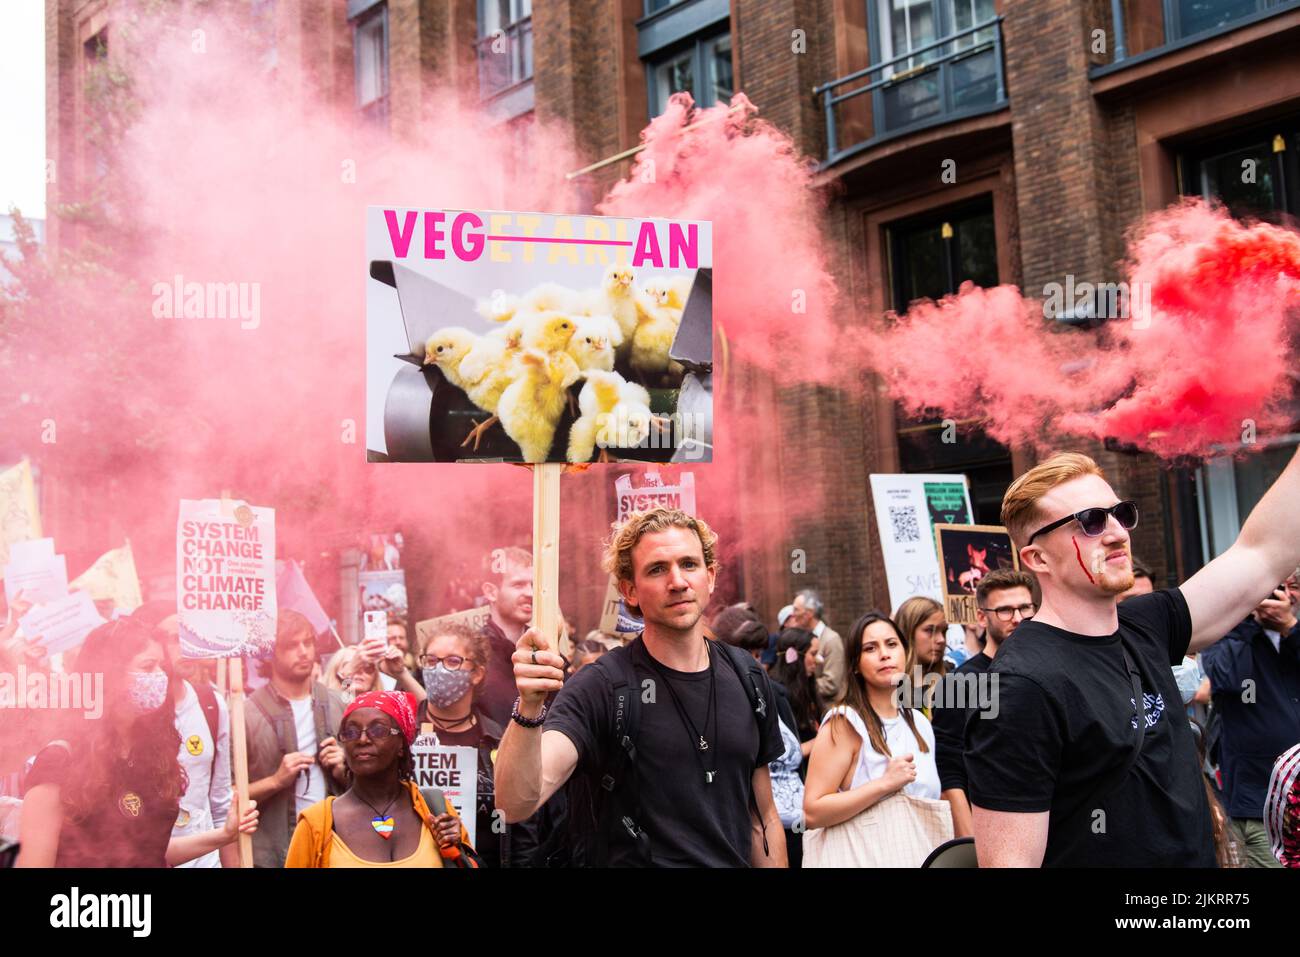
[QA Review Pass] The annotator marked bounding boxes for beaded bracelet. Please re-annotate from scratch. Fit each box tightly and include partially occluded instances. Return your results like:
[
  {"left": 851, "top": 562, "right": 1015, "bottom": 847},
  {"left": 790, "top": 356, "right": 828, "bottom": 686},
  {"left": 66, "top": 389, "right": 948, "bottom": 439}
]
[{"left": 510, "top": 697, "right": 548, "bottom": 728}]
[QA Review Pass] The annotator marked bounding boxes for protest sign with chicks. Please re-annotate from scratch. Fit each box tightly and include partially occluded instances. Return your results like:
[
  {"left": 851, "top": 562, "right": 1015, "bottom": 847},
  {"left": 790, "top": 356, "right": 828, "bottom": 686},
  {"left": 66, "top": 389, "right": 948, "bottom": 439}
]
[{"left": 366, "top": 208, "right": 713, "bottom": 463}]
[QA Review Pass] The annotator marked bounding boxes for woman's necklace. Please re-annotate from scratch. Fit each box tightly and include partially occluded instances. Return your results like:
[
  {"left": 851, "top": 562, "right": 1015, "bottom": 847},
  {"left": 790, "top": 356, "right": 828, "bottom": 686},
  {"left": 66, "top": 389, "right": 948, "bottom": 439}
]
[
  {"left": 354, "top": 789, "right": 401, "bottom": 842},
  {"left": 430, "top": 711, "right": 475, "bottom": 732}
]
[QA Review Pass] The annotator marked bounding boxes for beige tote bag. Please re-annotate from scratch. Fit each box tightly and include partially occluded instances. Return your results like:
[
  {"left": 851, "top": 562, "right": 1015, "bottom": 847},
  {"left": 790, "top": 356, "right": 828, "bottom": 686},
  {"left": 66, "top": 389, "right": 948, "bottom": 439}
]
[{"left": 803, "top": 791, "right": 953, "bottom": 868}]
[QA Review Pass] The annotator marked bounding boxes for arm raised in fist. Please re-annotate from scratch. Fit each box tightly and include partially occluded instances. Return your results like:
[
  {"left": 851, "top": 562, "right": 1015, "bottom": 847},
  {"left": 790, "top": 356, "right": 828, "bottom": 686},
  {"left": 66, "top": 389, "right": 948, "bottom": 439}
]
[{"left": 494, "top": 627, "right": 579, "bottom": 824}]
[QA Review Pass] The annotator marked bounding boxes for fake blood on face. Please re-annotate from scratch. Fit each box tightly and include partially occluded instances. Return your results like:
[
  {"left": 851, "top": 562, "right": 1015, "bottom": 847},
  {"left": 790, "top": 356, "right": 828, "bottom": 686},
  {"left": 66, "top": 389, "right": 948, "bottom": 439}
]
[{"left": 1073, "top": 536, "right": 1096, "bottom": 584}]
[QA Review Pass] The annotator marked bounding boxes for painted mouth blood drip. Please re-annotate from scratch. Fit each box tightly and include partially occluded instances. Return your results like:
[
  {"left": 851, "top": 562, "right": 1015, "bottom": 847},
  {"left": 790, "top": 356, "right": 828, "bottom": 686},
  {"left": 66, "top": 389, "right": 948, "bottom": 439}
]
[{"left": 1073, "top": 536, "right": 1096, "bottom": 585}]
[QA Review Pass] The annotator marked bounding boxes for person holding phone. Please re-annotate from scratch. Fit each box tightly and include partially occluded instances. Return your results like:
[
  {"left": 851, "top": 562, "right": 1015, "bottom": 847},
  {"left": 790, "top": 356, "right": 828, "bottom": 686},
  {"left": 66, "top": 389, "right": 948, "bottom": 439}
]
[
  {"left": 284, "top": 690, "right": 469, "bottom": 867},
  {"left": 1200, "top": 570, "right": 1300, "bottom": 867}
]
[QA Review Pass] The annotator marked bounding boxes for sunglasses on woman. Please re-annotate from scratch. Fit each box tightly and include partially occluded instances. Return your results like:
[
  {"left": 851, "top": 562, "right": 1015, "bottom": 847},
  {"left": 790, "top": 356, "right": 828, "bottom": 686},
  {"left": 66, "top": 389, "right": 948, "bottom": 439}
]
[
  {"left": 338, "top": 721, "right": 403, "bottom": 743},
  {"left": 1026, "top": 501, "right": 1139, "bottom": 545}
]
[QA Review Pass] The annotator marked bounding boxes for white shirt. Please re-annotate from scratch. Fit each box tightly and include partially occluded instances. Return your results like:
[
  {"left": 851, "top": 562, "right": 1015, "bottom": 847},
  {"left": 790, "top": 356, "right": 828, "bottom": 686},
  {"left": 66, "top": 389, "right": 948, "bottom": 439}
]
[
  {"left": 172, "top": 681, "right": 232, "bottom": 868},
  {"left": 822, "top": 705, "right": 941, "bottom": 799},
  {"left": 289, "top": 696, "right": 325, "bottom": 817},
  {"left": 1264, "top": 629, "right": 1282, "bottom": 654}
]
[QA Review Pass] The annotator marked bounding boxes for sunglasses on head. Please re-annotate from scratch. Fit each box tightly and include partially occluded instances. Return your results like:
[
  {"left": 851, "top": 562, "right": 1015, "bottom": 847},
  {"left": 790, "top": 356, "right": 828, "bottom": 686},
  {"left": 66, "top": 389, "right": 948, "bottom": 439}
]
[{"left": 1026, "top": 501, "right": 1139, "bottom": 545}]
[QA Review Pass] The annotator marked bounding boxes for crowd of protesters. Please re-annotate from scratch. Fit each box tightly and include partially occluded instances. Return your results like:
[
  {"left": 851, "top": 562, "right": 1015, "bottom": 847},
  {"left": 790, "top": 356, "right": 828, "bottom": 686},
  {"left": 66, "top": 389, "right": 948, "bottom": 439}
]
[{"left": 2, "top": 450, "right": 1299, "bottom": 868}]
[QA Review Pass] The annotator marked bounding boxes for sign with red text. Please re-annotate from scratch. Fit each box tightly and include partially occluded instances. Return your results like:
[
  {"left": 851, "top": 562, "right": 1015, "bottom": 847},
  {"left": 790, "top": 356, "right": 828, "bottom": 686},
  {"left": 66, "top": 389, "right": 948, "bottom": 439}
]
[
  {"left": 366, "top": 207, "right": 713, "bottom": 463},
  {"left": 176, "top": 499, "right": 277, "bottom": 659}
]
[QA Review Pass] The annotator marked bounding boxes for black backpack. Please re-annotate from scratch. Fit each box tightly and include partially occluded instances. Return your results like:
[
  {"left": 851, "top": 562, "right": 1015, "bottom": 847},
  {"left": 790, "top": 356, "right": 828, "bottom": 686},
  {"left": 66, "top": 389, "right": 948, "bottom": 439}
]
[{"left": 560, "top": 636, "right": 770, "bottom": 867}]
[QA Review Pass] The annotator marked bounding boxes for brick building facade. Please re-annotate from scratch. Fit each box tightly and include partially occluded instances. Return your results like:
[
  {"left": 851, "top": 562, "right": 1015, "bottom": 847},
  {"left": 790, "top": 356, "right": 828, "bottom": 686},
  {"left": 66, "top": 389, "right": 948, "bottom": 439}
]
[{"left": 41, "top": 0, "right": 1300, "bottom": 639}]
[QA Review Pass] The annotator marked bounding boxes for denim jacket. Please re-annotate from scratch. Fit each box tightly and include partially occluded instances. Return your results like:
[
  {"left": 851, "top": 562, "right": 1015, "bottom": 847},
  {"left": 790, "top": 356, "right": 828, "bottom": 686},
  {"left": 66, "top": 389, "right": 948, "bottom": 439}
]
[{"left": 244, "top": 681, "right": 347, "bottom": 867}]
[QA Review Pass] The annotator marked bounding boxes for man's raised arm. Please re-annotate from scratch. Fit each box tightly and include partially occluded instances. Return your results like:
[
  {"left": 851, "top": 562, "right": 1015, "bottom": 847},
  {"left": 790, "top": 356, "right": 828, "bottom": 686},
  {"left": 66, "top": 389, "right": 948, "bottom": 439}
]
[
  {"left": 493, "top": 627, "right": 579, "bottom": 823},
  {"left": 1183, "top": 445, "right": 1300, "bottom": 653}
]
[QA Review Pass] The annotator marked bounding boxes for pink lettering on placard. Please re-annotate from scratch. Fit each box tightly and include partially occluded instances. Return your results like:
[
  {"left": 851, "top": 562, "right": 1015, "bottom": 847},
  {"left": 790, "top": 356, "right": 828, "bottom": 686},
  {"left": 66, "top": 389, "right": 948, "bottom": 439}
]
[
  {"left": 424, "top": 211, "right": 446, "bottom": 260},
  {"left": 632, "top": 222, "right": 662, "bottom": 267},
  {"left": 384, "top": 209, "right": 418, "bottom": 258},
  {"left": 668, "top": 223, "right": 698, "bottom": 268},
  {"left": 451, "top": 212, "right": 485, "bottom": 261}
]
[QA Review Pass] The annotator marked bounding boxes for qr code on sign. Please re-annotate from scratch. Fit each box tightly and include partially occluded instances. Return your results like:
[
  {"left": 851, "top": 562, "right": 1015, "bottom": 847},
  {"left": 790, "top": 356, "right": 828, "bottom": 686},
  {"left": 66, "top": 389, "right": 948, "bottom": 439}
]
[{"left": 888, "top": 506, "right": 921, "bottom": 543}]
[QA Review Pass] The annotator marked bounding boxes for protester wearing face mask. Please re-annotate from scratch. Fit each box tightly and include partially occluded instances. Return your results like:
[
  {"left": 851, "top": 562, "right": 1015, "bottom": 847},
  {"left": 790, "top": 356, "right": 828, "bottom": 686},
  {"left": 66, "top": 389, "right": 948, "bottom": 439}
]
[
  {"left": 16, "top": 618, "right": 258, "bottom": 867},
  {"left": 412, "top": 621, "right": 507, "bottom": 866}
]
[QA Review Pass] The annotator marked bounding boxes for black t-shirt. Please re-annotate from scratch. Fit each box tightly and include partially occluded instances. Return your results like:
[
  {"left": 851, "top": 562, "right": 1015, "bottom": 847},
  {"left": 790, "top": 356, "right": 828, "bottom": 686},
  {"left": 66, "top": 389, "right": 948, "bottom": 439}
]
[
  {"left": 930, "top": 651, "right": 992, "bottom": 793},
  {"left": 545, "top": 638, "right": 784, "bottom": 867},
  {"left": 478, "top": 619, "right": 520, "bottom": 729},
  {"left": 415, "top": 702, "right": 503, "bottom": 866},
  {"left": 965, "top": 589, "right": 1216, "bottom": 867},
  {"left": 24, "top": 743, "right": 180, "bottom": 868}
]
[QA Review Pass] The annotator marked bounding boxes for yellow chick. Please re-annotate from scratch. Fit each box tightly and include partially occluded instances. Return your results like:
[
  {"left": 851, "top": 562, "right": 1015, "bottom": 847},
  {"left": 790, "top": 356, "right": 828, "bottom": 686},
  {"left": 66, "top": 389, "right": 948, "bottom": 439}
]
[
  {"left": 587, "top": 265, "right": 641, "bottom": 359},
  {"left": 498, "top": 348, "right": 582, "bottom": 463},
  {"left": 422, "top": 327, "right": 479, "bottom": 390},
  {"left": 629, "top": 305, "right": 685, "bottom": 383},
  {"left": 455, "top": 329, "right": 523, "bottom": 449},
  {"left": 475, "top": 290, "right": 521, "bottom": 324},
  {"left": 639, "top": 274, "right": 693, "bottom": 311},
  {"left": 515, "top": 310, "right": 578, "bottom": 354},
  {"left": 566, "top": 314, "right": 622, "bottom": 373},
  {"left": 567, "top": 370, "right": 655, "bottom": 463}
]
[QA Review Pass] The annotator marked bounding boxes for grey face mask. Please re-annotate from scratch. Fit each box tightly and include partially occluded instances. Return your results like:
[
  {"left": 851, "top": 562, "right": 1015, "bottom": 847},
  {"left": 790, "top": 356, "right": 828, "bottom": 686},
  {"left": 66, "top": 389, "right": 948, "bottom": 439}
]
[{"left": 422, "top": 664, "right": 474, "bottom": 709}]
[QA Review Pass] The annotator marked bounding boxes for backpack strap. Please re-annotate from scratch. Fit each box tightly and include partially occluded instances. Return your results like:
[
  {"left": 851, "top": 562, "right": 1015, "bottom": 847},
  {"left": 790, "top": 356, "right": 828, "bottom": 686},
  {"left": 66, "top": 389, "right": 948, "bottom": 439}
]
[
  {"left": 1077, "top": 641, "right": 1147, "bottom": 814},
  {"left": 591, "top": 641, "right": 651, "bottom": 866},
  {"left": 712, "top": 640, "right": 774, "bottom": 857},
  {"left": 191, "top": 680, "right": 221, "bottom": 775}
]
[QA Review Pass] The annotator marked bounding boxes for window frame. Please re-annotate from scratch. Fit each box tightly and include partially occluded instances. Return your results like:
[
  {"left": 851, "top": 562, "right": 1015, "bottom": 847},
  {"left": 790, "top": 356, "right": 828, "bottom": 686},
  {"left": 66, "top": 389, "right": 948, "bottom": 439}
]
[{"left": 351, "top": 1, "right": 390, "bottom": 124}]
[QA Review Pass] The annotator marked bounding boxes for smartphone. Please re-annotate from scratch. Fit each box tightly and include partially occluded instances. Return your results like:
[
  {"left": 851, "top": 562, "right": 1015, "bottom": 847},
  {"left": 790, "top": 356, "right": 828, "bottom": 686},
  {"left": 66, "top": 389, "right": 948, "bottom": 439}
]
[{"left": 363, "top": 610, "right": 389, "bottom": 645}]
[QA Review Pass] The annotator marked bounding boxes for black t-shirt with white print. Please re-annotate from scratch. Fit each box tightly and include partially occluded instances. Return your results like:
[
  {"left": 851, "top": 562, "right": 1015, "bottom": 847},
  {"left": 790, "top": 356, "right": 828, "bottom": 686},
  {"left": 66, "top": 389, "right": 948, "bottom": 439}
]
[
  {"left": 965, "top": 588, "right": 1216, "bottom": 867},
  {"left": 544, "top": 637, "right": 784, "bottom": 867}
]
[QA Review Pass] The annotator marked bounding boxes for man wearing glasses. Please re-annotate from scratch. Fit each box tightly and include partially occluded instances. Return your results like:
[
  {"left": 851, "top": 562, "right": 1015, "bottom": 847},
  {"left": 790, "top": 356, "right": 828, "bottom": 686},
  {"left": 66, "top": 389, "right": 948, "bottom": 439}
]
[
  {"left": 931, "top": 568, "right": 1037, "bottom": 838},
  {"left": 966, "top": 448, "right": 1300, "bottom": 866}
]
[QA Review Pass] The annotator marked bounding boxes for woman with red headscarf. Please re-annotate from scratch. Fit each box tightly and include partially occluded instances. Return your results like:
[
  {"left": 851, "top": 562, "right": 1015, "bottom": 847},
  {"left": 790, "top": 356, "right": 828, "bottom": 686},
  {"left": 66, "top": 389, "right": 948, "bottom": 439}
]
[{"left": 285, "top": 690, "right": 473, "bottom": 867}]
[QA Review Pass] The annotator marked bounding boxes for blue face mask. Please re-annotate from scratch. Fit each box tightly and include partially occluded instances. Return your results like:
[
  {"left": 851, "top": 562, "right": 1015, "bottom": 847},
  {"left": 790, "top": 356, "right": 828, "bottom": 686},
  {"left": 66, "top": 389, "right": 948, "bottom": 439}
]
[
  {"left": 422, "top": 664, "right": 474, "bottom": 710},
  {"left": 127, "top": 670, "right": 169, "bottom": 713}
]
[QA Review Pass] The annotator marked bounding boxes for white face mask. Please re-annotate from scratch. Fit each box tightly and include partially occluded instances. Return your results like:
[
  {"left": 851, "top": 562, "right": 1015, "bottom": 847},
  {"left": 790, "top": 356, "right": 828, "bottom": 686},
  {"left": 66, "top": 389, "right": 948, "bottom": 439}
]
[
  {"left": 127, "top": 670, "right": 169, "bottom": 713},
  {"left": 1171, "top": 661, "right": 1201, "bottom": 706}
]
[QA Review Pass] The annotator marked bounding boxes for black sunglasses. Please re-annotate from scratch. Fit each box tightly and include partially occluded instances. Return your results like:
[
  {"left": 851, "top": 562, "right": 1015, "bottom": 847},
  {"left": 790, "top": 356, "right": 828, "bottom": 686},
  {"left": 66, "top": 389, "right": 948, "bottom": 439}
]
[{"left": 1026, "top": 501, "right": 1139, "bottom": 545}]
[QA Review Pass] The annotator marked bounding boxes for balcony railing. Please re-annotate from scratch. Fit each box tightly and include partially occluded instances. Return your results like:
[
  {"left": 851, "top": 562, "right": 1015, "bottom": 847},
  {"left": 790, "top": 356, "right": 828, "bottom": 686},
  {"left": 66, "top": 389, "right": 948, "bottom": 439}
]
[
  {"left": 477, "top": 17, "right": 533, "bottom": 100},
  {"left": 1101, "top": 0, "right": 1300, "bottom": 70},
  {"left": 814, "top": 16, "right": 1006, "bottom": 166}
]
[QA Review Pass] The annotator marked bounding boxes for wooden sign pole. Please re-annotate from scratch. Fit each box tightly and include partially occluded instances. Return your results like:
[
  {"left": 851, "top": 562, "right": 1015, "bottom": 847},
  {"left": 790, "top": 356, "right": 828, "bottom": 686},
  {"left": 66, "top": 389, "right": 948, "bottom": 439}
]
[
  {"left": 531, "top": 464, "right": 563, "bottom": 656},
  {"left": 227, "top": 655, "right": 254, "bottom": 868}
]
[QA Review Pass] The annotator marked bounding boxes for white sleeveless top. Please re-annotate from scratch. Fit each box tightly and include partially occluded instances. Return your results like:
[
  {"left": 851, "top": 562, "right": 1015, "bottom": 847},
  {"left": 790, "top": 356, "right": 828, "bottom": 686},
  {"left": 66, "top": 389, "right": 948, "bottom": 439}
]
[{"left": 821, "top": 705, "right": 942, "bottom": 799}]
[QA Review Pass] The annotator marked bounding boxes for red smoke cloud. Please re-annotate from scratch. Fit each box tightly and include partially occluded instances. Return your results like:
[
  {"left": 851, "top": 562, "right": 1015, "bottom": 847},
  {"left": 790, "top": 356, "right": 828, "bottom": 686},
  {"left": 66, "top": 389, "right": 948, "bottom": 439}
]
[{"left": 870, "top": 200, "right": 1300, "bottom": 459}]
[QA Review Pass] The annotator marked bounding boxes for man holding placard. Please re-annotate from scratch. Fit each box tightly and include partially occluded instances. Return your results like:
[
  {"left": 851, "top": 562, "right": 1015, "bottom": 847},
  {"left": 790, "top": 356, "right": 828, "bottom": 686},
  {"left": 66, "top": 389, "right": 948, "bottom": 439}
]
[{"left": 494, "top": 508, "right": 786, "bottom": 867}]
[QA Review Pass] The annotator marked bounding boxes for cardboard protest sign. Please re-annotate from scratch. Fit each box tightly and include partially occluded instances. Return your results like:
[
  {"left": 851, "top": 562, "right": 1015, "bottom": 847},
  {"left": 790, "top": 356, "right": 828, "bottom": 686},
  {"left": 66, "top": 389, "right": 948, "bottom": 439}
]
[
  {"left": 410, "top": 737, "right": 478, "bottom": 847},
  {"left": 366, "top": 208, "right": 713, "bottom": 463},
  {"left": 415, "top": 606, "right": 490, "bottom": 650},
  {"left": 0, "top": 459, "right": 42, "bottom": 569},
  {"left": 870, "top": 474, "right": 973, "bottom": 615},
  {"left": 933, "top": 524, "right": 1020, "bottom": 625},
  {"left": 69, "top": 541, "right": 143, "bottom": 613},
  {"left": 176, "top": 499, "right": 277, "bottom": 658},
  {"left": 19, "top": 590, "right": 106, "bottom": 657},
  {"left": 3, "top": 538, "right": 67, "bottom": 606}
]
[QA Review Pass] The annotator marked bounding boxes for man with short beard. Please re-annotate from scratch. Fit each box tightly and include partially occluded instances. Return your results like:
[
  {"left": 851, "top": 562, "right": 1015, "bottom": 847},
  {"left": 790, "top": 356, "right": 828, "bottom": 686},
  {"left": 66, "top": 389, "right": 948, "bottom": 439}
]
[
  {"left": 967, "top": 450, "right": 1300, "bottom": 866},
  {"left": 931, "top": 568, "right": 1037, "bottom": 837},
  {"left": 494, "top": 509, "right": 786, "bottom": 867},
  {"left": 477, "top": 546, "right": 534, "bottom": 727}
]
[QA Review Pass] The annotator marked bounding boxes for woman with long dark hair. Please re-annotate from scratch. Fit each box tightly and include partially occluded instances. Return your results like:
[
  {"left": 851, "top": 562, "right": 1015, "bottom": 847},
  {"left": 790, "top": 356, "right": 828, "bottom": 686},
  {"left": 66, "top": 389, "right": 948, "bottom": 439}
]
[
  {"left": 17, "top": 617, "right": 258, "bottom": 867},
  {"left": 801, "top": 612, "right": 950, "bottom": 866},
  {"left": 768, "top": 627, "right": 820, "bottom": 750},
  {"left": 285, "top": 690, "right": 471, "bottom": 867}
]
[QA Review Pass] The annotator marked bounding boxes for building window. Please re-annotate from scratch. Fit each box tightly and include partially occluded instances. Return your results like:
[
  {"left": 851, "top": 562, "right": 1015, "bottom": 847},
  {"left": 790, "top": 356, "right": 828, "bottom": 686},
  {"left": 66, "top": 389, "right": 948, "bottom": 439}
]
[
  {"left": 353, "top": 3, "right": 389, "bottom": 126},
  {"left": 647, "top": 30, "right": 732, "bottom": 116},
  {"left": 887, "top": 198, "right": 1011, "bottom": 523},
  {"left": 872, "top": 0, "right": 999, "bottom": 133},
  {"left": 1167, "top": 0, "right": 1270, "bottom": 42},
  {"left": 478, "top": 0, "right": 533, "bottom": 99}
]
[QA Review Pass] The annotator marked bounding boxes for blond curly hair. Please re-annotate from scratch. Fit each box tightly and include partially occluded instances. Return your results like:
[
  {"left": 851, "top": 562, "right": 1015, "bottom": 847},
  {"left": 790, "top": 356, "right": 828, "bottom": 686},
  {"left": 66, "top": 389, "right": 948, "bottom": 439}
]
[{"left": 603, "top": 508, "right": 719, "bottom": 583}]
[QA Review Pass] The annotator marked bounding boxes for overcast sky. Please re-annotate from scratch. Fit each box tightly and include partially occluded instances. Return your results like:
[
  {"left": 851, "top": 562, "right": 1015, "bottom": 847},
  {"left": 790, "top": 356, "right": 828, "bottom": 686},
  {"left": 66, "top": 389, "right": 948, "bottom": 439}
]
[{"left": 1, "top": 2, "right": 47, "bottom": 220}]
